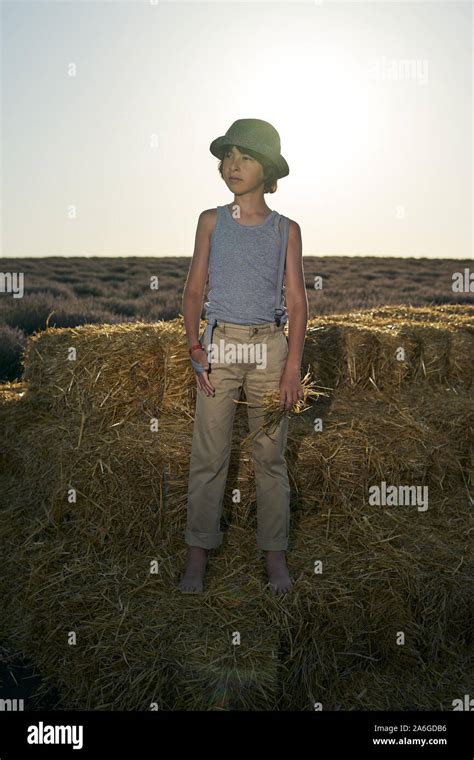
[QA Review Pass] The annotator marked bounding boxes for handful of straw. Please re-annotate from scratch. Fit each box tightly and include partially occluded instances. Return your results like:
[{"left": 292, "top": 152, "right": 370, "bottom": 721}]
[{"left": 238, "top": 368, "right": 331, "bottom": 442}]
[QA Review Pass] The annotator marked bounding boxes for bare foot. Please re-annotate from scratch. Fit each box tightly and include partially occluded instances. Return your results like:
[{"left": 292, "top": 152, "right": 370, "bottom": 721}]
[
  {"left": 265, "top": 550, "right": 293, "bottom": 595},
  {"left": 178, "top": 546, "right": 208, "bottom": 593}
]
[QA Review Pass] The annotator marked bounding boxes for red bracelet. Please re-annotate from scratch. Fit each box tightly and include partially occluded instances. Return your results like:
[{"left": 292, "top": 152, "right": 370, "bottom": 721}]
[{"left": 188, "top": 343, "right": 203, "bottom": 355}]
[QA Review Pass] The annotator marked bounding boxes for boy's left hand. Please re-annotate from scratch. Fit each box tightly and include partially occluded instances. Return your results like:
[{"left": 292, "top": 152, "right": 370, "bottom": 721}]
[{"left": 279, "top": 367, "right": 304, "bottom": 410}]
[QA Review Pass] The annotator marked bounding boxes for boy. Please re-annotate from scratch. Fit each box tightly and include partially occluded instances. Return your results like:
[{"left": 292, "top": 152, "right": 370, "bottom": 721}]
[{"left": 179, "top": 118, "right": 307, "bottom": 595}]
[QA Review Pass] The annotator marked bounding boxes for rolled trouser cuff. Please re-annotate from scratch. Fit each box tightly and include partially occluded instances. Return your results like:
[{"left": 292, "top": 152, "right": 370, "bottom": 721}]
[
  {"left": 184, "top": 528, "right": 223, "bottom": 550},
  {"left": 257, "top": 539, "right": 289, "bottom": 551}
]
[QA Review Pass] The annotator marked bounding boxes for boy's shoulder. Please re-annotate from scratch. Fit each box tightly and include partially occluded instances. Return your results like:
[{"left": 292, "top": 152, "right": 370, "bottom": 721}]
[
  {"left": 199, "top": 206, "right": 218, "bottom": 218},
  {"left": 198, "top": 207, "right": 218, "bottom": 237},
  {"left": 199, "top": 206, "right": 218, "bottom": 224},
  {"left": 282, "top": 216, "right": 301, "bottom": 236}
]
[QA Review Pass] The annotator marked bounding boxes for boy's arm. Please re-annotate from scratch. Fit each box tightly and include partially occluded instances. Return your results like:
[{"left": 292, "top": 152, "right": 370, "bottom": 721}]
[
  {"left": 283, "top": 219, "right": 308, "bottom": 373},
  {"left": 182, "top": 209, "right": 215, "bottom": 350}
]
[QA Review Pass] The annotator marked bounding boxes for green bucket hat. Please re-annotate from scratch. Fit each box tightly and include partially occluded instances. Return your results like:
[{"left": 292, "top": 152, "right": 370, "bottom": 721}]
[{"left": 209, "top": 118, "right": 289, "bottom": 179}]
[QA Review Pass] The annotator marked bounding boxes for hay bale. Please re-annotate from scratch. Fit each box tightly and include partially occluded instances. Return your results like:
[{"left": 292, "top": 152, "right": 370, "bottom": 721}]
[
  {"left": 162, "top": 608, "right": 281, "bottom": 710},
  {"left": 0, "top": 498, "right": 283, "bottom": 709},
  {"left": 277, "top": 484, "right": 473, "bottom": 709},
  {"left": 447, "top": 328, "right": 474, "bottom": 389},
  {"left": 5, "top": 385, "right": 469, "bottom": 555},
  {"left": 1, "top": 397, "right": 258, "bottom": 552},
  {"left": 0, "top": 529, "right": 171, "bottom": 709},
  {"left": 20, "top": 307, "right": 474, "bottom": 425},
  {"left": 1, "top": 304, "right": 472, "bottom": 710},
  {"left": 22, "top": 320, "right": 202, "bottom": 419},
  {"left": 280, "top": 655, "right": 474, "bottom": 710},
  {"left": 289, "top": 388, "right": 473, "bottom": 514},
  {"left": 304, "top": 322, "right": 473, "bottom": 393},
  {"left": 310, "top": 303, "right": 474, "bottom": 329}
]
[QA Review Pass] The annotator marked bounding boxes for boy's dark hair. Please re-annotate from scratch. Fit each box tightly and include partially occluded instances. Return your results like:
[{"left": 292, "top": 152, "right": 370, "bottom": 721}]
[{"left": 217, "top": 144, "right": 279, "bottom": 194}]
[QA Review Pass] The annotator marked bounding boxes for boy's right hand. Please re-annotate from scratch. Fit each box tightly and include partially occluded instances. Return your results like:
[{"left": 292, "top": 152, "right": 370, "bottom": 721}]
[{"left": 191, "top": 348, "right": 215, "bottom": 396}]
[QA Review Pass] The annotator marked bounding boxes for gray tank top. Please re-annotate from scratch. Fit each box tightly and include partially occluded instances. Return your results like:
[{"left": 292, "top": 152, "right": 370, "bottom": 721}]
[{"left": 204, "top": 204, "right": 288, "bottom": 325}]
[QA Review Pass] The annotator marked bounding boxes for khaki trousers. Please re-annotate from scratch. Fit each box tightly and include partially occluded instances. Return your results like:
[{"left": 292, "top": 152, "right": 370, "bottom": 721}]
[{"left": 185, "top": 321, "right": 291, "bottom": 551}]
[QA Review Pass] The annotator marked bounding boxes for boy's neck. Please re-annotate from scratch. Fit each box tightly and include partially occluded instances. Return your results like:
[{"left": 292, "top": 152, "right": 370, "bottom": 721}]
[{"left": 227, "top": 196, "right": 272, "bottom": 220}]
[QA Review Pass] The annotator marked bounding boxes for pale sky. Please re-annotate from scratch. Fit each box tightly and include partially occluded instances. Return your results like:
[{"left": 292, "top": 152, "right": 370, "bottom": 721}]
[{"left": 1, "top": 0, "right": 472, "bottom": 259}]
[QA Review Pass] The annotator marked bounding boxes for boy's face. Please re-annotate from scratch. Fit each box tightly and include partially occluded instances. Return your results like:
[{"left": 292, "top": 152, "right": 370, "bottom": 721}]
[{"left": 222, "top": 145, "right": 265, "bottom": 193}]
